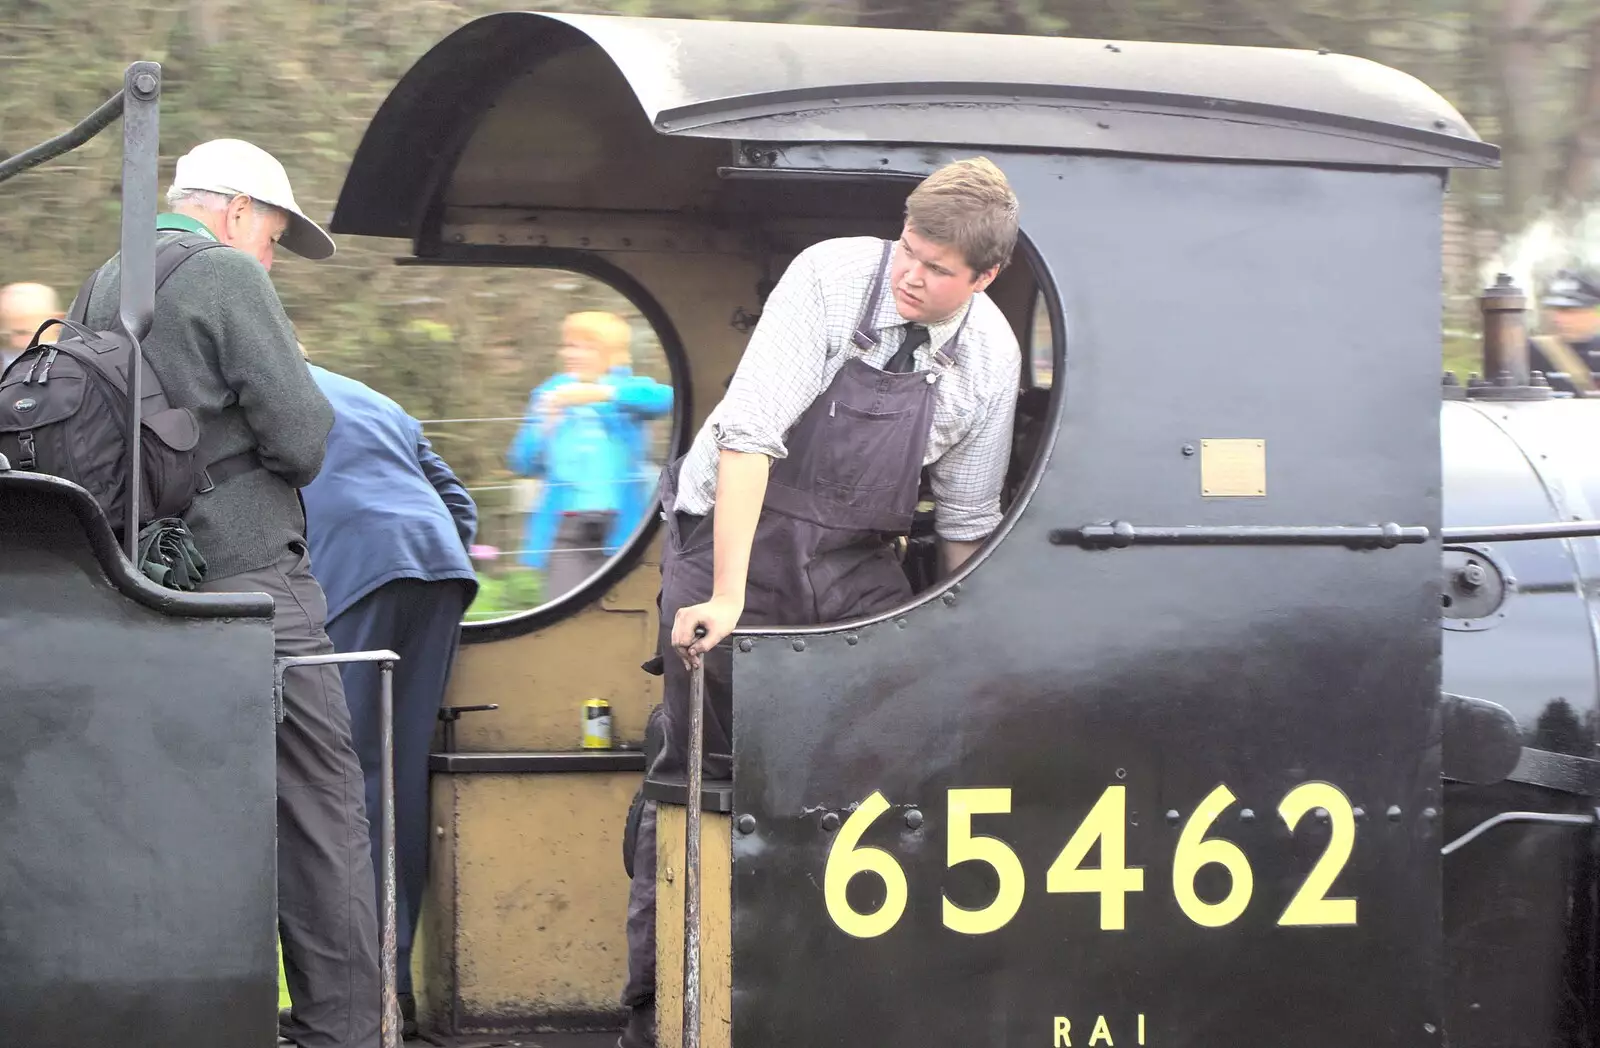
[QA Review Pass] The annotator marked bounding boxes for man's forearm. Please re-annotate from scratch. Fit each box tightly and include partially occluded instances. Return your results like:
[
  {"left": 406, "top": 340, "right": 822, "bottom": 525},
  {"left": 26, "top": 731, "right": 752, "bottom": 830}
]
[
  {"left": 940, "top": 538, "right": 984, "bottom": 577},
  {"left": 712, "top": 449, "right": 771, "bottom": 600}
]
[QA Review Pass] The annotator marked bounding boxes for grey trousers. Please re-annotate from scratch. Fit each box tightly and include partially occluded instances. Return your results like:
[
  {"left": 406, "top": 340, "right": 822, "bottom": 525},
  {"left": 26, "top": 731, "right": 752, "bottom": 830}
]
[
  {"left": 623, "top": 794, "right": 658, "bottom": 1012},
  {"left": 545, "top": 509, "right": 616, "bottom": 598},
  {"left": 200, "top": 542, "right": 381, "bottom": 1048}
]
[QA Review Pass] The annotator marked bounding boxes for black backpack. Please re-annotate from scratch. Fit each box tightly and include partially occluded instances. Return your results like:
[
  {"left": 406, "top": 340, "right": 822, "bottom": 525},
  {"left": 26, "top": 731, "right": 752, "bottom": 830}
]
[{"left": 0, "top": 235, "right": 254, "bottom": 539}]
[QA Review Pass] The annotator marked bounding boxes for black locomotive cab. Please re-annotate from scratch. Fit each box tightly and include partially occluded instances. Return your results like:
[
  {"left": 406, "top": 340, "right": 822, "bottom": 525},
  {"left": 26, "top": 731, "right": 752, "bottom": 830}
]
[{"left": 328, "top": 14, "right": 1506, "bottom": 1048}]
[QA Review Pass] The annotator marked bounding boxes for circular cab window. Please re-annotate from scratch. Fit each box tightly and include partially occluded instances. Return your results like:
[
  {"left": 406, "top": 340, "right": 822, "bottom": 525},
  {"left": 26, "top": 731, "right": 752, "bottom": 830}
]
[{"left": 318, "top": 264, "right": 679, "bottom": 628}]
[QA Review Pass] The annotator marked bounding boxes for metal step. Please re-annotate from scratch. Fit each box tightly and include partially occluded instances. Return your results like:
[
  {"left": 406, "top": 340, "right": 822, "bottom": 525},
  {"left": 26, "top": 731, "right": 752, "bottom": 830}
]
[{"left": 407, "top": 1034, "right": 619, "bottom": 1048}]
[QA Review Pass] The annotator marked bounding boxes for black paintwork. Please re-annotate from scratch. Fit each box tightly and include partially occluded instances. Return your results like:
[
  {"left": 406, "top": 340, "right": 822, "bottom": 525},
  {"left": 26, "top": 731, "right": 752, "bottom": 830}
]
[
  {"left": 1440, "top": 400, "right": 1600, "bottom": 763},
  {"left": 1437, "top": 397, "right": 1600, "bottom": 1047},
  {"left": 1440, "top": 693, "right": 1523, "bottom": 786},
  {"left": 1506, "top": 747, "right": 1600, "bottom": 795},
  {"left": 328, "top": 13, "right": 1494, "bottom": 243},
  {"left": 1442, "top": 782, "right": 1598, "bottom": 1048},
  {"left": 730, "top": 148, "right": 1444, "bottom": 1048},
  {"left": 0, "top": 475, "right": 277, "bottom": 1047},
  {"left": 0, "top": 470, "right": 272, "bottom": 617}
]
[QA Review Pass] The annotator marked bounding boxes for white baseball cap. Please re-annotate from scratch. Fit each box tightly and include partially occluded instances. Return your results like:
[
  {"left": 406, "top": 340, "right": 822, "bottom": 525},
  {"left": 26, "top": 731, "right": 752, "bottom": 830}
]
[{"left": 171, "top": 139, "right": 335, "bottom": 260}]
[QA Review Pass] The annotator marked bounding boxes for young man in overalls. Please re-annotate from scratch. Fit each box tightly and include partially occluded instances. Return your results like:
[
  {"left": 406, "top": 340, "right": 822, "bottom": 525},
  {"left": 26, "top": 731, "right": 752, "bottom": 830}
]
[{"left": 618, "top": 157, "right": 1021, "bottom": 1048}]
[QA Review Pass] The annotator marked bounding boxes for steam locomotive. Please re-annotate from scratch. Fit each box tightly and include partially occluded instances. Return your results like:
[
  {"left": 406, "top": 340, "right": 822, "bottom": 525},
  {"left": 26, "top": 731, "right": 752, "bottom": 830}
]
[{"left": 2, "top": 12, "right": 1598, "bottom": 1048}]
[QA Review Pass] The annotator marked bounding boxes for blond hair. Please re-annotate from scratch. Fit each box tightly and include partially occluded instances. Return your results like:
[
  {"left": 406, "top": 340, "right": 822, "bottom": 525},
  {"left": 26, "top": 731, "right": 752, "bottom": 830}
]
[
  {"left": 563, "top": 311, "right": 633, "bottom": 368},
  {"left": 904, "top": 157, "right": 1019, "bottom": 276}
]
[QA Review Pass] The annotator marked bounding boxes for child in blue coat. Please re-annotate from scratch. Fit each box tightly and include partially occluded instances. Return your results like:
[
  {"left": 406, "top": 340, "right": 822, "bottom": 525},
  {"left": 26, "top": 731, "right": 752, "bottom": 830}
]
[{"left": 507, "top": 311, "right": 673, "bottom": 591}]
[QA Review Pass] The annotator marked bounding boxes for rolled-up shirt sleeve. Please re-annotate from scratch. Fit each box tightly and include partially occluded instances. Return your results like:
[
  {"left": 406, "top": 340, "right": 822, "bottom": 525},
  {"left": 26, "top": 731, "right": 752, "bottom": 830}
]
[
  {"left": 711, "top": 250, "right": 828, "bottom": 461},
  {"left": 928, "top": 350, "right": 1020, "bottom": 542}
]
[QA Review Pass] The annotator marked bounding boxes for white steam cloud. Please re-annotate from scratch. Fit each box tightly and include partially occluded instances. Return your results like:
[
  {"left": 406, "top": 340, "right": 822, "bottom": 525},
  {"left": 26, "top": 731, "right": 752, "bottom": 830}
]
[{"left": 1482, "top": 206, "right": 1600, "bottom": 314}]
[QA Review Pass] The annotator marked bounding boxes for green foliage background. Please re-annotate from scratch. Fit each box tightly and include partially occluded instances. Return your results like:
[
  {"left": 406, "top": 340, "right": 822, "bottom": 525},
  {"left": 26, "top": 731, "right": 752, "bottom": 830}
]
[{"left": 3, "top": 0, "right": 1598, "bottom": 449}]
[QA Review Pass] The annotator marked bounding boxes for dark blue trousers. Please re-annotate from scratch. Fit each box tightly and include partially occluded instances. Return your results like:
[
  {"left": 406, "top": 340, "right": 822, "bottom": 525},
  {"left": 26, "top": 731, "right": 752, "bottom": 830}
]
[{"left": 327, "top": 576, "right": 471, "bottom": 997}]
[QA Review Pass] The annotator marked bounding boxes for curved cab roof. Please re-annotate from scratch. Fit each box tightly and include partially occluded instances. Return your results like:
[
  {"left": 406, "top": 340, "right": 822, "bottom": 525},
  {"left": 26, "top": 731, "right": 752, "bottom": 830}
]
[{"left": 331, "top": 11, "right": 1496, "bottom": 240}]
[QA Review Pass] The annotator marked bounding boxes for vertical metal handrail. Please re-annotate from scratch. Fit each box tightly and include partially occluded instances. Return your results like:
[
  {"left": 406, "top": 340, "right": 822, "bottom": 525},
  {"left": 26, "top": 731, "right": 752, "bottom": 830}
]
[
  {"left": 378, "top": 657, "right": 402, "bottom": 1048},
  {"left": 682, "top": 627, "right": 707, "bottom": 1048},
  {"left": 116, "top": 62, "right": 161, "bottom": 559},
  {"left": 274, "top": 649, "right": 403, "bottom": 1048}
]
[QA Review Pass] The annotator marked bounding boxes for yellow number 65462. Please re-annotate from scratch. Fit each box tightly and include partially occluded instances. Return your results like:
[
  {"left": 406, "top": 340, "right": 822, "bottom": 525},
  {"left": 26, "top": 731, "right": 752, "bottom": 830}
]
[{"left": 822, "top": 781, "right": 1360, "bottom": 939}]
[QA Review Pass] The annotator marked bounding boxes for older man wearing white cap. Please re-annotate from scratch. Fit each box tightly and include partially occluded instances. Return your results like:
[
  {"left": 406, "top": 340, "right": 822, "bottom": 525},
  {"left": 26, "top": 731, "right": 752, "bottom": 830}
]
[{"left": 75, "top": 138, "right": 380, "bottom": 1048}]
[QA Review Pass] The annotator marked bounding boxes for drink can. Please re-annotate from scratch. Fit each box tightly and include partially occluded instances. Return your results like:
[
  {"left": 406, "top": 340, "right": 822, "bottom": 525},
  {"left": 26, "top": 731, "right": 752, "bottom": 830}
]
[{"left": 582, "top": 698, "right": 613, "bottom": 750}]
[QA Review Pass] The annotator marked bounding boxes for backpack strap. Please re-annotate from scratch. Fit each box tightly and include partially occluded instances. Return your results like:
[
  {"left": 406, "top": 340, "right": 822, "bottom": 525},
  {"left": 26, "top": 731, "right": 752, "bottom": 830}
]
[
  {"left": 156, "top": 237, "right": 272, "bottom": 493},
  {"left": 66, "top": 233, "right": 228, "bottom": 327},
  {"left": 66, "top": 268, "right": 98, "bottom": 326},
  {"left": 60, "top": 234, "right": 255, "bottom": 493},
  {"left": 154, "top": 234, "right": 228, "bottom": 292},
  {"left": 196, "top": 448, "right": 263, "bottom": 493}
]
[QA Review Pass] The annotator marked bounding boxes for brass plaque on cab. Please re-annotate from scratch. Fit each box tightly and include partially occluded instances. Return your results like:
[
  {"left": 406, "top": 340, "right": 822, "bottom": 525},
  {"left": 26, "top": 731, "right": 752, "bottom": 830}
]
[{"left": 1200, "top": 438, "right": 1266, "bottom": 497}]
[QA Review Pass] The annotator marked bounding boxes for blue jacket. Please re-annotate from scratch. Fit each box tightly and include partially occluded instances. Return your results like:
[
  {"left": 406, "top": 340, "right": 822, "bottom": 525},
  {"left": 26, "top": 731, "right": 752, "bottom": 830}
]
[
  {"left": 506, "top": 367, "right": 673, "bottom": 570},
  {"left": 302, "top": 364, "right": 479, "bottom": 623}
]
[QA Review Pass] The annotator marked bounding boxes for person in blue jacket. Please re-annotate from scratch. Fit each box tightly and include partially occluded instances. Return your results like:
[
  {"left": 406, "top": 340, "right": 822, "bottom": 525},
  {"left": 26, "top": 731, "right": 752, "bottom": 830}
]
[
  {"left": 507, "top": 311, "right": 673, "bottom": 595},
  {"left": 299, "top": 355, "right": 479, "bottom": 1038}
]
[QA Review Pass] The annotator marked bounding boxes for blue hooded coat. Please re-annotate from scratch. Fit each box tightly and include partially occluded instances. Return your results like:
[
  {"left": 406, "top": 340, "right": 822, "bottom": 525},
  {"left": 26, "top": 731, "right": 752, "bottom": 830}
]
[{"left": 506, "top": 367, "right": 673, "bottom": 570}]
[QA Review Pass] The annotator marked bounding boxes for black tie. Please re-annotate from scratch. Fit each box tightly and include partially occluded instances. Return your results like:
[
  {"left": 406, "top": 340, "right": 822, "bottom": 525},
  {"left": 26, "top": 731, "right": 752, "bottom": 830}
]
[{"left": 886, "top": 323, "right": 928, "bottom": 373}]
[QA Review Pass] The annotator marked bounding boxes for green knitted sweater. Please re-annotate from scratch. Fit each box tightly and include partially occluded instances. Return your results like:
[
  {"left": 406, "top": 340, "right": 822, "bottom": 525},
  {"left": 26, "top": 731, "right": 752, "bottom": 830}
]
[{"left": 81, "top": 214, "right": 333, "bottom": 580}]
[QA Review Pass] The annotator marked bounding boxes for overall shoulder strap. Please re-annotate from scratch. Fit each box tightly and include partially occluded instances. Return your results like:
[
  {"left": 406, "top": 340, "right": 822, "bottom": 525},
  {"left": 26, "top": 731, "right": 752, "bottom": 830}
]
[
  {"left": 849, "top": 239, "right": 896, "bottom": 351},
  {"left": 62, "top": 237, "right": 225, "bottom": 329},
  {"left": 936, "top": 300, "right": 975, "bottom": 370},
  {"left": 66, "top": 267, "right": 100, "bottom": 326}
]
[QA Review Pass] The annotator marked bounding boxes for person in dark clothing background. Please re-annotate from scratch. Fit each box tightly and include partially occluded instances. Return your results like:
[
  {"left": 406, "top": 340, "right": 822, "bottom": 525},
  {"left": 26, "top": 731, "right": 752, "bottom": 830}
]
[
  {"left": 78, "top": 138, "right": 382, "bottom": 1048},
  {"left": 1529, "top": 268, "right": 1600, "bottom": 394},
  {"left": 0, "top": 282, "right": 60, "bottom": 370},
  {"left": 300, "top": 357, "right": 480, "bottom": 1039}
]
